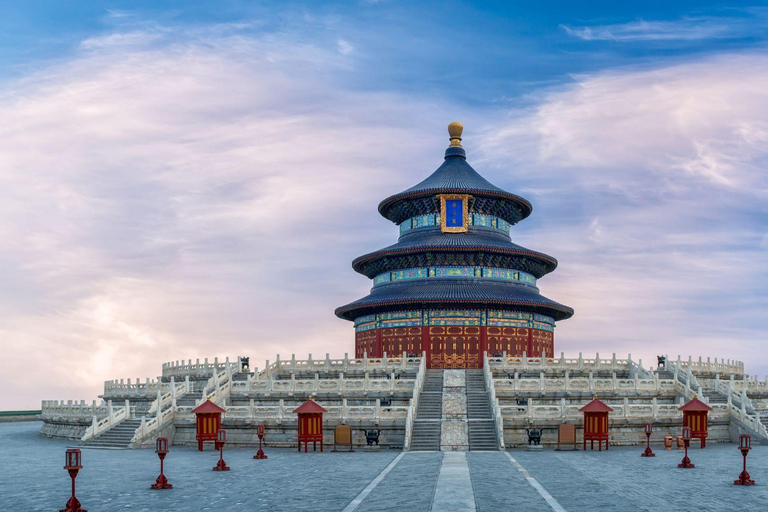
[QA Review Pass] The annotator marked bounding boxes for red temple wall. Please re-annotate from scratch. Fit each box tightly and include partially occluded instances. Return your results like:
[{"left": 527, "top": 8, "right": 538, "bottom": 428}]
[{"left": 355, "top": 326, "right": 554, "bottom": 368}]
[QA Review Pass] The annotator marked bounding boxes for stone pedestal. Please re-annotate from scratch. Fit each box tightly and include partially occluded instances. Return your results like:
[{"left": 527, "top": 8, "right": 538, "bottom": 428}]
[
  {"left": 440, "top": 370, "right": 469, "bottom": 451},
  {"left": 364, "top": 444, "right": 381, "bottom": 452},
  {"left": 526, "top": 444, "right": 544, "bottom": 452}
]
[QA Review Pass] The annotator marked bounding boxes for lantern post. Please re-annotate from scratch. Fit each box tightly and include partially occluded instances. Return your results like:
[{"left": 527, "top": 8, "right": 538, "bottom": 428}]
[
  {"left": 213, "top": 428, "right": 230, "bottom": 471},
  {"left": 734, "top": 434, "right": 755, "bottom": 485},
  {"left": 641, "top": 422, "right": 655, "bottom": 457},
  {"left": 678, "top": 426, "right": 695, "bottom": 468},
  {"left": 61, "top": 448, "right": 87, "bottom": 512},
  {"left": 253, "top": 424, "right": 268, "bottom": 459},
  {"left": 150, "top": 437, "right": 173, "bottom": 489}
]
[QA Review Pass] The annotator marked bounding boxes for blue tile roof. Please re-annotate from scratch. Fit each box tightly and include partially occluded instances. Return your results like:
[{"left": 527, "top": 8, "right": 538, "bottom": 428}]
[
  {"left": 378, "top": 149, "right": 532, "bottom": 224},
  {"left": 352, "top": 229, "right": 558, "bottom": 278},
  {"left": 335, "top": 279, "right": 574, "bottom": 321}
]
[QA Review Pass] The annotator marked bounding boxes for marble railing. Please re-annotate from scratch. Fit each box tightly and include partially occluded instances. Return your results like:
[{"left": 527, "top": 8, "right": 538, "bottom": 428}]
[
  {"left": 669, "top": 355, "right": 744, "bottom": 376},
  {"left": 232, "top": 373, "right": 415, "bottom": 395},
  {"left": 484, "top": 354, "right": 505, "bottom": 449},
  {"left": 258, "top": 353, "right": 423, "bottom": 379},
  {"left": 147, "top": 378, "right": 191, "bottom": 414},
  {"left": 103, "top": 378, "right": 163, "bottom": 398},
  {"left": 493, "top": 374, "right": 676, "bottom": 395},
  {"left": 162, "top": 357, "right": 239, "bottom": 378},
  {"left": 499, "top": 398, "right": 729, "bottom": 423},
  {"left": 403, "top": 354, "right": 427, "bottom": 451},
  {"left": 82, "top": 400, "right": 131, "bottom": 441},
  {"left": 42, "top": 400, "right": 109, "bottom": 421},
  {"left": 175, "top": 400, "right": 408, "bottom": 425},
  {"left": 701, "top": 375, "right": 768, "bottom": 395},
  {"left": 486, "top": 352, "right": 637, "bottom": 373},
  {"left": 132, "top": 405, "right": 175, "bottom": 445}
]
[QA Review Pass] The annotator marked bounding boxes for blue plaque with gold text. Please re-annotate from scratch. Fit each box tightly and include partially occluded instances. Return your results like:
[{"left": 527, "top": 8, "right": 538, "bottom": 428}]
[{"left": 445, "top": 199, "right": 463, "bottom": 227}]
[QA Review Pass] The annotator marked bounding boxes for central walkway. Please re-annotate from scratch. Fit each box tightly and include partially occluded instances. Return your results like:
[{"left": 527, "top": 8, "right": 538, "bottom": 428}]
[{"left": 345, "top": 450, "right": 564, "bottom": 511}]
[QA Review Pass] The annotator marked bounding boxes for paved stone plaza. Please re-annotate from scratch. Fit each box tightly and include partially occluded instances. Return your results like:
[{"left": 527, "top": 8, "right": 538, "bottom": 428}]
[{"left": 3, "top": 422, "right": 768, "bottom": 511}]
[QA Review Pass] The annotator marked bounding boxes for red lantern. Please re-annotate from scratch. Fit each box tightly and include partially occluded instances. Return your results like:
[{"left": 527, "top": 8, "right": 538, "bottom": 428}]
[
  {"left": 641, "top": 422, "right": 655, "bottom": 457},
  {"left": 150, "top": 437, "right": 173, "bottom": 490},
  {"left": 253, "top": 424, "right": 268, "bottom": 460},
  {"left": 213, "top": 429, "right": 230, "bottom": 471},
  {"left": 678, "top": 426, "right": 694, "bottom": 468},
  {"left": 734, "top": 434, "right": 755, "bottom": 485},
  {"left": 61, "top": 448, "right": 87, "bottom": 512}
]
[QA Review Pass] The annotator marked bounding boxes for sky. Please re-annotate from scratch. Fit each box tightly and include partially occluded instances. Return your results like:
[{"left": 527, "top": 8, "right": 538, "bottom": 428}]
[{"left": 1, "top": 1, "right": 767, "bottom": 409}]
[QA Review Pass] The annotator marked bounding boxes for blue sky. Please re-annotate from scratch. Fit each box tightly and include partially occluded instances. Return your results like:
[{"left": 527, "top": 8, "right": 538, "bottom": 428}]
[{"left": 1, "top": 1, "right": 767, "bottom": 408}]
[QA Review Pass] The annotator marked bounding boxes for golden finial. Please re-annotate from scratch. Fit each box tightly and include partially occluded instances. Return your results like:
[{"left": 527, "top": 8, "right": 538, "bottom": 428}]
[
  {"left": 594, "top": 394, "right": 598, "bottom": 400},
  {"left": 448, "top": 122, "right": 463, "bottom": 147}
]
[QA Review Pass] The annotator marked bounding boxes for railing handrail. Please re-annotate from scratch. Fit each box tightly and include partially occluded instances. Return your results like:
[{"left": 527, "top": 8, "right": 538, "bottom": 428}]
[
  {"left": 403, "top": 352, "right": 427, "bottom": 451},
  {"left": 484, "top": 352, "right": 505, "bottom": 449}
]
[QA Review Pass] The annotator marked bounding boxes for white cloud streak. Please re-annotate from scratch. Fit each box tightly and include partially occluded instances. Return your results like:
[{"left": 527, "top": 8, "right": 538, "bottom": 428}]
[{"left": 560, "top": 15, "right": 761, "bottom": 42}]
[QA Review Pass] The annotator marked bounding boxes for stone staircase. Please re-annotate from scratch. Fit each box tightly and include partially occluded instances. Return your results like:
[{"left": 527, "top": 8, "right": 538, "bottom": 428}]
[
  {"left": 466, "top": 369, "right": 499, "bottom": 450},
  {"left": 81, "top": 419, "right": 143, "bottom": 449},
  {"left": 410, "top": 370, "right": 443, "bottom": 451}
]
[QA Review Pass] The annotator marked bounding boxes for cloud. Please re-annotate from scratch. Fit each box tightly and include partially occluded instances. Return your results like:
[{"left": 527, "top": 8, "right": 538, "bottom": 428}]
[
  {"left": 560, "top": 15, "right": 762, "bottom": 42},
  {"left": 3, "top": 17, "right": 768, "bottom": 410},
  {"left": 479, "top": 53, "right": 768, "bottom": 377},
  {"left": 0, "top": 25, "right": 456, "bottom": 408},
  {"left": 337, "top": 39, "right": 353, "bottom": 55}
]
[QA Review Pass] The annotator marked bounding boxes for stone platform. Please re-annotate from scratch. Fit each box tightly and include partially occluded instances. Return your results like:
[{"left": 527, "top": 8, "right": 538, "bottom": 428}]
[{"left": 4, "top": 421, "right": 768, "bottom": 511}]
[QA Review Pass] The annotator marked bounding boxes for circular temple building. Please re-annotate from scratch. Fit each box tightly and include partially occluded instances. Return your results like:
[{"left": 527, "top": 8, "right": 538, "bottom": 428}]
[{"left": 336, "top": 123, "right": 573, "bottom": 368}]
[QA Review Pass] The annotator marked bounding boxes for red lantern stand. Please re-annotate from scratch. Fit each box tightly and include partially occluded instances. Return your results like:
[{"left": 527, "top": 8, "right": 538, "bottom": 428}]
[
  {"left": 641, "top": 422, "right": 655, "bottom": 457},
  {"left": 61, "top": 448, "right": 87, "bottom": 512},
  {"left": 679, "top": 396, "right": 713, "bottom": 448},
  {"left": 213, "top": 429, "right": 230, "bottom": 471},
  {"left": 293, "top": 399, "right": 328, "bottom": 452},
  {"left": 678, "top": 426, "right": 695, "bottom": 468},
  {"left": 190, "top": 399, "right": 226, "bottom": 451},
  {"left": 734, "top": 434, "right": 755, "bottom": 485},
  {"left": 579, "top": 396, "right": 613, "bottom": 451},
  {"left": 253, "top": 423, "right": 268, "bottom": 459},
  {"left": 150, "top": 437, "right": 173, "bottom": 489}
]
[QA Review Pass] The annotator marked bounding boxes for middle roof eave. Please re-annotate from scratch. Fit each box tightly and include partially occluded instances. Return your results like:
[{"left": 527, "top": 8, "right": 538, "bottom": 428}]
[
  {"left": 351, "top": 230, "right": 558, "bottom": 278},
  {"left": 334, "top": 279, "right": 575, "bottom": 321}
]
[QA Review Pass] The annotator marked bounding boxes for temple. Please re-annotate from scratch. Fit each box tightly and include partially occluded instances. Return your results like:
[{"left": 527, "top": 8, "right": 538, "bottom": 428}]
[{"left": 336, "top": 123, "right": 574, "bottom": 368}]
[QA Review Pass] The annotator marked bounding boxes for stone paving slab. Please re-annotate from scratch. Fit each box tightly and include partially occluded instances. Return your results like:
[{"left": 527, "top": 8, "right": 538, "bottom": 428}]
[
  {"left": 467, "top": 452, "right": 551, "bottom": 512},
  {"left": 355, "top": 452, "right": 443, "bottom": 512},
  {"left": 8, "top": 422, "right": 768, "bottom": 511},
  {"left": 514, "top": 444, "right": 768, "bottom": 511},
  {"left": 1, "top": 422, "right": 398, "bottom": 511}
]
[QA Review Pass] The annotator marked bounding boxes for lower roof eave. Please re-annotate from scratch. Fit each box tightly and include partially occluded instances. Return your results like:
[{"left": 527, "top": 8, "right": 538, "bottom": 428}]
[{"left": 334, "top": 299, "right": 574, "bottom": 323}]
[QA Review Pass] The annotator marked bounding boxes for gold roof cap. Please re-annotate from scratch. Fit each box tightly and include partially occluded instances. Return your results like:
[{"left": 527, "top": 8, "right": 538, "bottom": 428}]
[{"left": 448, "top": 122, "right": 463, "bottom": 147}]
